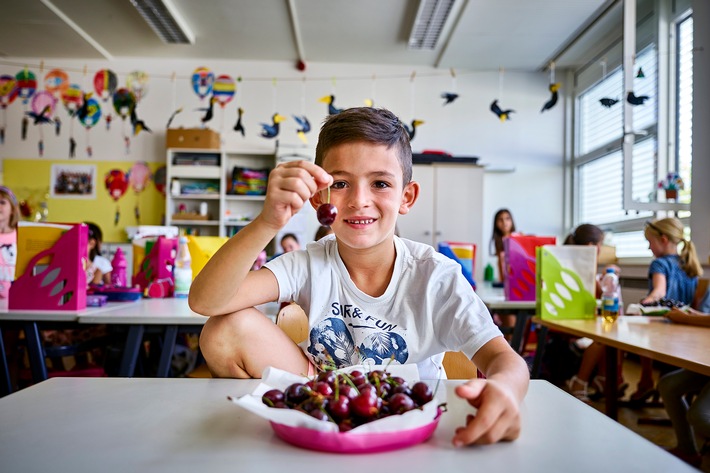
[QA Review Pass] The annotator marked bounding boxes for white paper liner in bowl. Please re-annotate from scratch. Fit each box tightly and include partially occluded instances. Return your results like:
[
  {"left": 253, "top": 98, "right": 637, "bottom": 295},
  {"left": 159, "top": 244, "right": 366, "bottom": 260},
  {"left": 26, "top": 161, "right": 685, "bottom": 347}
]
[{"left": 229, "top": 364, "right": 445, "bottom": 434}]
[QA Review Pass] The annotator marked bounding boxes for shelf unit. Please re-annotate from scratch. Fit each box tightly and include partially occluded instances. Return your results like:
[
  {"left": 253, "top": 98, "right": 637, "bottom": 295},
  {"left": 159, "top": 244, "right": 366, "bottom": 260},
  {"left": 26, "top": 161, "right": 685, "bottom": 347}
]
[{"left": 166, "top": 148, "right": 277, "bottom": 238}]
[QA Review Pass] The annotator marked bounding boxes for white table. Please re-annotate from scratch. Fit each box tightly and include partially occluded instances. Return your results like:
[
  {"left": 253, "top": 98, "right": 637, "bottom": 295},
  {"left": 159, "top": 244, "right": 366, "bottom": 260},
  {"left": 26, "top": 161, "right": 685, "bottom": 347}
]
[
  {"left": 476, "top": 285, "right": 536, "bottom": 353},
  {"left": 0, "top": 378, "right": 693, "bottom": 473}
]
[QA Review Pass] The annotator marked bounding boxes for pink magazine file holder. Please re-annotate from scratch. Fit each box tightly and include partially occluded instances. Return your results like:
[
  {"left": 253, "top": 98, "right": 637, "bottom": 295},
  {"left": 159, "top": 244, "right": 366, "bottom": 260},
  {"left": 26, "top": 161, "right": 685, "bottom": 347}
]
[
  {"left": 9, "top": 224, "right": 88, "bottom": 311},
  {"left": 503, "top": 235, "right": 556, "bottom": 301},
  {"left": 133, "top": 236, "right": 178, "bottom": 297}
]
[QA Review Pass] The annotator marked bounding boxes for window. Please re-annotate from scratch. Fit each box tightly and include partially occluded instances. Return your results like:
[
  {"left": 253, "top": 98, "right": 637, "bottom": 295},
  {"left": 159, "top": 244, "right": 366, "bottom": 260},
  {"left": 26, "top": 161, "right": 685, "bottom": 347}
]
[{"left": 572, "top": 10, "right": 694, "bottom": 258}]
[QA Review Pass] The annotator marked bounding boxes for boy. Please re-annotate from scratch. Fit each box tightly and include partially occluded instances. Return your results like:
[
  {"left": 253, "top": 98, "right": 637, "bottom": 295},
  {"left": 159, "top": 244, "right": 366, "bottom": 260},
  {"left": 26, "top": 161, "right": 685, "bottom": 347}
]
[{"left": 190, "top": 107, "right": 529, "bottom": 447}]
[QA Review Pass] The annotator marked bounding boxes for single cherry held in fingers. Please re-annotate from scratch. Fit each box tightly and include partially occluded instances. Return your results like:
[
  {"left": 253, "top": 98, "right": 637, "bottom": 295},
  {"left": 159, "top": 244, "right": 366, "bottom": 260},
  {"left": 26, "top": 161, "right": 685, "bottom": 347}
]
[{"left": 317, "top": 186, "right": 338, "bottom": 226}]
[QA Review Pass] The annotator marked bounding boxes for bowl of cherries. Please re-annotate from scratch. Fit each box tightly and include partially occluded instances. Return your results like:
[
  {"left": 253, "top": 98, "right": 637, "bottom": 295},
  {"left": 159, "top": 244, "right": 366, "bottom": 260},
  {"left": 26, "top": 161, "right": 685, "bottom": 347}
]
[{"left": 229, "top": 365, "right": 444, "bottom": 453}]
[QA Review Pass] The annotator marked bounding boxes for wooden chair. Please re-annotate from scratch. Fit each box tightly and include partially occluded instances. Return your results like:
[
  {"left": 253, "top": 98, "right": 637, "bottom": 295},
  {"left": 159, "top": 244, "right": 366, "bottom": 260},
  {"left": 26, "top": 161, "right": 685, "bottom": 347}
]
[
  {"left": 442, "top": 351, "right": 478, "bottom": 379},
  {"left": 275, "top": 303, "right": 308, "bottom": 344}
]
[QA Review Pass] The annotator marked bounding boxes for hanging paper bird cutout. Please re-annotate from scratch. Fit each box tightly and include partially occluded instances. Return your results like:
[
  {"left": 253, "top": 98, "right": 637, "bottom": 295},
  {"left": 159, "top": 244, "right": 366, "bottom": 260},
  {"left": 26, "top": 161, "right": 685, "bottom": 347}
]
[
  {"left": 490, "top": 100, "right": 514, "bottom": 122},
  {"left": 319, "top": 95, "right": 342, "bottom": 115},
  {"left": 599, "top": 98, "right": 619, "bottom": 108},
  {"left": 25, "top": 105, "right": 54, "bottom": 125},
  {"left": 233, "top": 107, "right": 245, "bottom": 136},
  {"left": 403, "top": 119, "right": 424, "bottom": 140},
  {"left": 293, "top": 115, "right": 311, "bottom": 144},
  {"left": 636, "top": 67, "right": 645, "bottom": 78},
  {"left": 166, "top": 107, "right": 183, "bottom": 128},
  {"left": 260, "top": 113, "right": 285, "bottom": 139},
  {"left": 441, "top": 92, "right": 459, "bottom": 105},
  {"left": 76, "top": 92, "right": 93, "bottom": 123},
  {"left": 627, "top": 92, "right": 649, "bottom": 106},
  {"left": 69, "top": 137, "right": 76, "bottom": 158},
  {"left": 364, "top": 98, "right": 374, "bottom": 107},
  {"left": 130, "top": 107, "right": 151, "bottom": 136},
  {"left": 540, "top": 83, "right": 560, "bottom": 113},
  {"left": 196, "top": 96, "right": 217, "bottom": 124}
]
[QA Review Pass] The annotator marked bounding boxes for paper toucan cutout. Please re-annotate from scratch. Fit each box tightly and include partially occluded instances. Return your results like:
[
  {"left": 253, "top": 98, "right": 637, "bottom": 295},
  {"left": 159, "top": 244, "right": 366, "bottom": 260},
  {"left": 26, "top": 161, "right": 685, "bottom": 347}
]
[
  {"left": 233, "top": 107, "right": 245, "bottom": 136},
  {"left": 197, "top": 96, "right": 217, "bottom": 124},
  {"left": 260, "top": 113, "right": 285, "bottom": 138},
  {"left": 540, "top": 83, "right": 560, "bottom": 113},
  {"left": 403, "top": 119, "right": 424, "bottom": 140},
  {"left": 130, "top": 107, "right": 151, "bottom": 136},
  {"left": 627, "top": 92, "right": 649, "bottom": 106},
  {"left": 76, "top": 92, "right": 93, "bottom": 123},
  {"left": 166, "top": 107, "right": 183, "bottom": 128},
  {"left": 636, "top": 67, "right": 645, "bottom": 78},
  {"left": 319, "top": 95, "right": 342, "bottom": 115},
  {"left": 490, "top": 100, "right": 514, "bottom": 122},
  {"left": 293, "top": 115, "right": 311, "bottom": 144},
  {"left": 364, "top": 98, "right": 374, "bottom": 107},
  {"left": 26, "top": 105, "right": 54, "bottom": 125},
  {"left": 441, "top": 92, "right": 459, "bottom": 105},
  {"left": 599, "top": 98, "right": 619, "bottom": 108}
]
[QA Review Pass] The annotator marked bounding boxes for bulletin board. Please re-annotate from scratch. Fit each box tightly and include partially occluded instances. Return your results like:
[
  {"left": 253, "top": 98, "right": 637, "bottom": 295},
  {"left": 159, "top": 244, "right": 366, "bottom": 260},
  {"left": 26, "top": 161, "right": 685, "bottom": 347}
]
[{"left": 4, "top": 159, "right": 166, "bottom": 242}]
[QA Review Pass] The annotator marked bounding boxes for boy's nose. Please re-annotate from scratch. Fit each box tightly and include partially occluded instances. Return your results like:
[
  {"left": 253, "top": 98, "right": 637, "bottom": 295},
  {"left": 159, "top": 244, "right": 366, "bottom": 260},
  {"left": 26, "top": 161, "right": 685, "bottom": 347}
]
[{"left": 347, "top": 185, "right": 371, "bottom": 209}]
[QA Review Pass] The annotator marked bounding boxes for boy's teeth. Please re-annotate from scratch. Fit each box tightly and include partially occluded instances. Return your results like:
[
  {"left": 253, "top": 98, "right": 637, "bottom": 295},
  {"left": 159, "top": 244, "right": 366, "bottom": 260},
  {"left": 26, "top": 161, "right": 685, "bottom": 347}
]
[{"left": 347, "top": 219, "right": 374, "bottom": 224}]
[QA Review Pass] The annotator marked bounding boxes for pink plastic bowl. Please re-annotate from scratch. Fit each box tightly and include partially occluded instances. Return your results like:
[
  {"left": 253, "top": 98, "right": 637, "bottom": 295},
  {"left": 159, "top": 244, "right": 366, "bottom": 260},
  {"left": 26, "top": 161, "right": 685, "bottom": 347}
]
[{"left": 269, "top": 413, "right": 441, "bottom": 454}]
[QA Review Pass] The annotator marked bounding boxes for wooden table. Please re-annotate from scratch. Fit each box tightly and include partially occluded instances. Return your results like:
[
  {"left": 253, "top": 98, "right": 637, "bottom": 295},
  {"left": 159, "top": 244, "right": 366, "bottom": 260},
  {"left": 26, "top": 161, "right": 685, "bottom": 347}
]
[
  {"left": 533, "top": 315, "right": 710, "bottom": 419},
  {"left": 0, "top": 378, "right": 695, "bottom": 473},
  {"left": 476, "top": 285, "right": 536, "bottom": 353}
]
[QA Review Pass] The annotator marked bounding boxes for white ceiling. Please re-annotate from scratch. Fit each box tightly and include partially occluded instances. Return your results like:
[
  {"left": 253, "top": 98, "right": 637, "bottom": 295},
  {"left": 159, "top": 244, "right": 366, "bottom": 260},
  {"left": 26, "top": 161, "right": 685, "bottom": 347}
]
[{"left": 0, "top": 0, "right": 614, "bottom": 71}]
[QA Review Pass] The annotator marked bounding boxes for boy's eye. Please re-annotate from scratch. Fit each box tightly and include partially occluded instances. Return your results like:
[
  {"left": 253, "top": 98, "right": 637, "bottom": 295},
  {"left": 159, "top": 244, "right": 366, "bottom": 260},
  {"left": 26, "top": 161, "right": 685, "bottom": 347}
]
[
  {"left": 373, "top": 181, "right": 390, "bottom": 189},
  {"left": 331, "top": 181, "right": 346, "bottom": 189}
]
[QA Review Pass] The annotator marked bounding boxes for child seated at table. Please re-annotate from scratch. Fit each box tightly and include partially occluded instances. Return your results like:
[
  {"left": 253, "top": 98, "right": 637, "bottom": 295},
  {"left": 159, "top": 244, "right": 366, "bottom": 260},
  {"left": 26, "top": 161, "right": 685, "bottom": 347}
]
[
  {"left": 190, "top": 107, "right": 530, "bottom": 447},
  {"left": 85, "top": 222, "right": 112, "bottom": 286}
]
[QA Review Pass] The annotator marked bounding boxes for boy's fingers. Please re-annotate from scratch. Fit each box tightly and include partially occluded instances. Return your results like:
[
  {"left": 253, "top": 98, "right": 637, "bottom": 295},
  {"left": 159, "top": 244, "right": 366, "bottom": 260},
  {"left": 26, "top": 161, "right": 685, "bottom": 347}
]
[{"left": 280, "top": 160, "right": 332, "bottom": 189}]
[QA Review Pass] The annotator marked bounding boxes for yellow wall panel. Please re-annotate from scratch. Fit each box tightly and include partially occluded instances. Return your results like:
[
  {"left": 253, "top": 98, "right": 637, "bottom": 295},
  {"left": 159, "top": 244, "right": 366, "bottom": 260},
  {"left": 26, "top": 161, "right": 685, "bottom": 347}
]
[{"left": 4, "top": 159, "right": 165, "bottom": 242}]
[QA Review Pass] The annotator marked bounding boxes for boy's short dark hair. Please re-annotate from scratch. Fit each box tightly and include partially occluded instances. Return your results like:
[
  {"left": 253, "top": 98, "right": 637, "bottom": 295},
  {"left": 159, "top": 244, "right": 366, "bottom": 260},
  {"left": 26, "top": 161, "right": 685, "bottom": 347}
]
[{"left": 315, "top": 107, "right": 413, "bottom": 184}]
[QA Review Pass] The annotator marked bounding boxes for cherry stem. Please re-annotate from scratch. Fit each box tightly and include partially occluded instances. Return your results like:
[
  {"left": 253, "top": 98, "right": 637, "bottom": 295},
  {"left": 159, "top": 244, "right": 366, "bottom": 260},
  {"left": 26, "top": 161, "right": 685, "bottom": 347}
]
[{"left": 326, "top": 186, "right": 331, "bottom": 204}]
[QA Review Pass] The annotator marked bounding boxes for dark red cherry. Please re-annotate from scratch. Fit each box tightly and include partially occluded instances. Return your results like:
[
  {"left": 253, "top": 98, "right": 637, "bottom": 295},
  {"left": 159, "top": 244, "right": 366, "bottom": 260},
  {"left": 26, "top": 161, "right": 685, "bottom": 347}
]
[
  {"left": 411, "top": 382, "right": 433, "bottom": 406},
  {"left": 388, "top": 393, "right": 415, "bottom": 414},
  {"left": 317, "top": 203, "right": 338, "bottom": 226},
  {"left": 327, "top": 396, "right": 350, "bottom": 421},
  {"left": 262, "top": 389, "right": 285, "bottom": 407}
]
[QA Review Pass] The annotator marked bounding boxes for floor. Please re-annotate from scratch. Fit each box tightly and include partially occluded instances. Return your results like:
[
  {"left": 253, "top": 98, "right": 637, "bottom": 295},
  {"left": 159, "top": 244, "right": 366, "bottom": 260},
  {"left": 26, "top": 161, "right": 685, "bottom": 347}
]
[{"left": 573, "top": 356, "right": 709, "bottom": 472}]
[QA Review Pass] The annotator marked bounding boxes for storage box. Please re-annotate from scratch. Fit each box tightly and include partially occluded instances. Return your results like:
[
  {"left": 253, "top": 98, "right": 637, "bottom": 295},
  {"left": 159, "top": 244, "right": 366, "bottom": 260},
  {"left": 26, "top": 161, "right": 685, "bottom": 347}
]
[
  {"left": 167, "top": 128, "right": 220, "bottom": 149},
  {"left": 10, "top": 222, "right": 88, "bottom": 311},
  {"left": 438, "top": 242, "right": 476, "bottom": 289},
  {"left": 503, "top": 235, "right": 557, "bottom": 301},
  {"left": 536, "top": 245, "right": 597, "bottom": 320},
  {"left": 133, "top": 236, "right": 178, "bottom": 297}
]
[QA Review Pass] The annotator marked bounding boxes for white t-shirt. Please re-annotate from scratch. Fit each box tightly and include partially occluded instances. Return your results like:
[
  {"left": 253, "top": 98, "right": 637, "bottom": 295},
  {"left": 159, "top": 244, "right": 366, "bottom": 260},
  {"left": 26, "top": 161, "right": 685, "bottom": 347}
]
[
  {"left": 264, "top": 235, "right": 502, "bottom": 379},
  {"left": 0, "top": 231, "right": 17, "bottom": 299},
  {"left": 86, "top": 254, "right": 112, "bottom": 285}
]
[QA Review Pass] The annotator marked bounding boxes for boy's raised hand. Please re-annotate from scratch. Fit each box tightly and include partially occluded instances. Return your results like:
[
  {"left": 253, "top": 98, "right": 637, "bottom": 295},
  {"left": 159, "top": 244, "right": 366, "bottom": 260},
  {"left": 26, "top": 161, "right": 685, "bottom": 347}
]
[
  {"left": 451, "top": 378, "right": 522, "bottom": 446},
  {"left": 261, "top": 161, "right": 332, "bottom": 230}
]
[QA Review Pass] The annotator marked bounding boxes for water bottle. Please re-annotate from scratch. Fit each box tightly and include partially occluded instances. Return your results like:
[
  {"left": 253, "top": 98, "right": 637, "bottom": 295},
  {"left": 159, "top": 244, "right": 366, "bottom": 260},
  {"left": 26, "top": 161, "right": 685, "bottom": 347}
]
[
  {"left": 173, "top": 236, "right": 192, "bottom": 298},
  {"left": 110, "top": 247, "right": 128, "bottom": 287},
  {"left": 600, "top": 268, "right": 620, "bottom": 324}
]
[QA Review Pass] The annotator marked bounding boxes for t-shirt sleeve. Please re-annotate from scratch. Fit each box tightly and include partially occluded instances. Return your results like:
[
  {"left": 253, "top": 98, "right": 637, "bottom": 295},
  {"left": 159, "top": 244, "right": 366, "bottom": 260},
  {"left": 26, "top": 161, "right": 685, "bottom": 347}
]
[{"left": 94, "top": 255, "right": 113, "bottom": 274}]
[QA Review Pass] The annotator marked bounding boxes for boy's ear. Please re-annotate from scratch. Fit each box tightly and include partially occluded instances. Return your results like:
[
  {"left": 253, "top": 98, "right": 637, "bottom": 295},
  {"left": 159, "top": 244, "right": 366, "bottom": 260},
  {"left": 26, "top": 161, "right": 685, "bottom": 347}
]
[{"left": 399, "top": 181, "right": 419, "bottom": 215}]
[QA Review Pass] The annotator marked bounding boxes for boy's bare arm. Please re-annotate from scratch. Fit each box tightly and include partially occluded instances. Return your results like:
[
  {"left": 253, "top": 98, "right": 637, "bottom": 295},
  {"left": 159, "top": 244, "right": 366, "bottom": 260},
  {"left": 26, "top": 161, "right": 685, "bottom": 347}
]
[
  {"left": 189, "top": 161, "right": 332, "bottom": 316},
  {"left": 452, "top": 337, "right": 529, "bottom": 446}
]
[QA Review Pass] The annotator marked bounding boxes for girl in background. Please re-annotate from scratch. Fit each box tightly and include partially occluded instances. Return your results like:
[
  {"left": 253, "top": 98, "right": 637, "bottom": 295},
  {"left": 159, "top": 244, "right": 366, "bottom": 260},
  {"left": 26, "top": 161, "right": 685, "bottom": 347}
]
[
  {"left": 564, "top": 224, "right": 625, "bottom": 401},
  {"left": 85, "top": 222, "right": 112, "bottom": 286},
  {"left": 0, "top": 186, "right": 19, "bottom": 299},
  {"left": 632, "top": 218, "right": 703, "bottom": 403},
  {"left": 489, "top": 208, "right": 517, "bottom": 330}
]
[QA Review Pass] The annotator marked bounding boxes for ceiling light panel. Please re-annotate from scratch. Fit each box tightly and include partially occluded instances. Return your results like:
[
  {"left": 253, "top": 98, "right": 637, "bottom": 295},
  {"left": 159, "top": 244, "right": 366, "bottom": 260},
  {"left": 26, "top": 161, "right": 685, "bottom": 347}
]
[
  {"left": 130, "top": 0, "right": 195, "bottom": 44},
  {"left": 408, "top": 0, "right": 455, "bottom": 50}
]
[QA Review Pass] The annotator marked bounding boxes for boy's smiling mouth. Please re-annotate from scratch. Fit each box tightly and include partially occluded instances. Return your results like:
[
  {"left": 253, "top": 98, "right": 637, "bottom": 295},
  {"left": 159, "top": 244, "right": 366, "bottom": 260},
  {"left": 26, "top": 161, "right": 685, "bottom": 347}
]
[{"left": 345, "top": 218, "right": 376, "bottom": 225}]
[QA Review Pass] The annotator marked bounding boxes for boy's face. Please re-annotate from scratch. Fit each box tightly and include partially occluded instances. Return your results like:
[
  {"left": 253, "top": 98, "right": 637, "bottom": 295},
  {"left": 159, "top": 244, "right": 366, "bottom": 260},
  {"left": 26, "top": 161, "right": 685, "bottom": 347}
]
[{"left": 311, "top": 142, "right": 418, "bottom": 250}]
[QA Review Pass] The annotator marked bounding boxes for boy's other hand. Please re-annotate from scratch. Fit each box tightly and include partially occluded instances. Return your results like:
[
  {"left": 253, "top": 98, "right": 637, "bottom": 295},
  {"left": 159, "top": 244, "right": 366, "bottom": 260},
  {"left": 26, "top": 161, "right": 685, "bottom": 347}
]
[
  {"left": 451, "top": 378, "right": 522, "bottom": 446},
  {"left": 261, "top": 161, "right": 333, "bottom": 229}
]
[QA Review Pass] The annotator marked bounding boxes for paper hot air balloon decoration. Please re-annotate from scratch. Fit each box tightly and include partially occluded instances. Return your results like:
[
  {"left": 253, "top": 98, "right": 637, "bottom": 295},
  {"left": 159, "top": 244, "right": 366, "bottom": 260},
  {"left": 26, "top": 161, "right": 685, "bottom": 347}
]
[
  {"left": 93, "top": 69, "right": 118, "bottom": 102},
  {"left": 61, "top": 84, "right": 83, "bottom": 116},
  {"left": 126, "top": 71, "right": 149, "bottom": 103},
  {"left": 80, "top": 97, "right": 101, "bottom": 157},
  {"left": 29, "top": 91, "right": 57, "bottom": 156},
  {"left": 127, "top": 161, "right": 152, "bottom": 223},
  {"left": 213, "top": 75, "right": 236, "bottom": 107},
  {"left": 105, "top": 169, "right": 128, "bottom": 225},
  {"left": 44, "top": 69, "right": 69, "bottom": 96},
  {"left": 15, "top": 69, "right": 37, "bottom": 104},
  {"left": 0, "top": 75, "right": 18, "bottom": 144},
  {"left": 112, "top": 88, "right": 136, "bottom": 121},
  {"left": 153, "top": 165, "right": 167, "bottom": 196},
  {"left": 191, "top": 67, "right": 215, "bottom": 100}
]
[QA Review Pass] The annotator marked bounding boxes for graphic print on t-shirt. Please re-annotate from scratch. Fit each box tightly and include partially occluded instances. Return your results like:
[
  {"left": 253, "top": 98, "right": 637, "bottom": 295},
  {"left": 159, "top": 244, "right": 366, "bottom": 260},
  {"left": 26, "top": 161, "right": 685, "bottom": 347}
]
[{"left": 307, "top": 302, "right": 409, "bottom": 368}]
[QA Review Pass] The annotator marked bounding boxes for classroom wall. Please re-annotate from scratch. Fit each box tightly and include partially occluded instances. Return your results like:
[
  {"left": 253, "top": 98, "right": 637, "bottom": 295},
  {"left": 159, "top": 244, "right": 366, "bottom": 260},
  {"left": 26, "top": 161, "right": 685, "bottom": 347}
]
[{"left": 0, "top": 57, "right": 565, "bottom": 249}]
